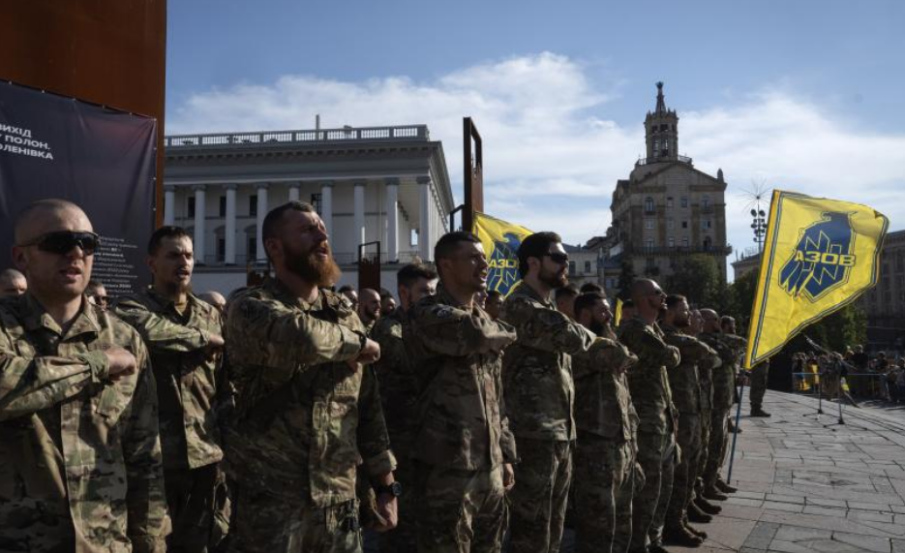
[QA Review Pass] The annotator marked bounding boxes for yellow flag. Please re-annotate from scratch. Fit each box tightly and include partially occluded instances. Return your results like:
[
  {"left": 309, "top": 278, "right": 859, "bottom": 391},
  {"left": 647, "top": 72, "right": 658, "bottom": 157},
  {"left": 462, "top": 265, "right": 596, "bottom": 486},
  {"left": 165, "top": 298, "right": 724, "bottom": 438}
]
[
  {"left": 473, "top": 212, "right": 533, "bottom": 297},
  {"left": 745, "top": 191, "right": 888, "bottom": 368},
  {"left": 614, "top": 298, "right": 624, "bottom": 327}
]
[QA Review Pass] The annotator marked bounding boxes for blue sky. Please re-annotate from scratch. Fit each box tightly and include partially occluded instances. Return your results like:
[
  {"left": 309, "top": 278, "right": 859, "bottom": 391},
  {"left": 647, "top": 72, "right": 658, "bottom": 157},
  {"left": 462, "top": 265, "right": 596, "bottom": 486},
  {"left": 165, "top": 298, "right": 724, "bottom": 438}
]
[{"left": 166, "top": 1, "right": 905, "bottom": 262}]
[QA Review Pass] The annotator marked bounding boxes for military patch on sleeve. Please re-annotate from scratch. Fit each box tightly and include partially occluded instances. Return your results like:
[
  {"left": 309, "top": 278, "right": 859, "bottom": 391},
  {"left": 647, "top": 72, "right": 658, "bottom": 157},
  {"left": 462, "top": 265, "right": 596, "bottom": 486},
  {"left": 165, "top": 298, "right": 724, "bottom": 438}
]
[{"left": 433, "top": 305, "right": 456, "bottom": 319}]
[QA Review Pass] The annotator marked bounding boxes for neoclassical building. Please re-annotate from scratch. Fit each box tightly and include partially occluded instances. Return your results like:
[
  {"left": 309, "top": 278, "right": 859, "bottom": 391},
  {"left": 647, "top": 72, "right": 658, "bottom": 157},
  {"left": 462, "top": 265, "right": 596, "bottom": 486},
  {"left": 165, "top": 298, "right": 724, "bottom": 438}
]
[
  {"left": 598, "top": 82, "right": 731, "bottom": 287},
  {"left": 162, "top": 124, "right": 454, "bottom": 294}
]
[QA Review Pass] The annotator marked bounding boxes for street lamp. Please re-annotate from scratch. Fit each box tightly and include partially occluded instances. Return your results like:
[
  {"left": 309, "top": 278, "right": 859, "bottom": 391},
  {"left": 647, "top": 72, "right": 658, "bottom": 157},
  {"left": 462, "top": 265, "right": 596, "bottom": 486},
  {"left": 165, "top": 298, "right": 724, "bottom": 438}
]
[{"left": 751, "top": 209, "right": 767, "bottom": 253}]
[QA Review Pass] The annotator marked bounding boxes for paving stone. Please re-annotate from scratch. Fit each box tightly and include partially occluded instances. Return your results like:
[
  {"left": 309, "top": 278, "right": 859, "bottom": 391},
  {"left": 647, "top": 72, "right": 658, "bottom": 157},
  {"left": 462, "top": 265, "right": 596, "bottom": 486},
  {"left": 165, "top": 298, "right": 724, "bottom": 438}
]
[
  {"left": 847, "top": 510, "right": 895, "bottom": 523},
  {"left": 806, "top": 497, "right": 847, "bottom": 508},
  {"left": 763, "top": 501, "right": 805, "bottom": 513},
  {"left": 802, "top": 505, "right": 848, "bottom": 517},
  {"left": 766, "top": 493, "right": 806, "bottom": 504}
]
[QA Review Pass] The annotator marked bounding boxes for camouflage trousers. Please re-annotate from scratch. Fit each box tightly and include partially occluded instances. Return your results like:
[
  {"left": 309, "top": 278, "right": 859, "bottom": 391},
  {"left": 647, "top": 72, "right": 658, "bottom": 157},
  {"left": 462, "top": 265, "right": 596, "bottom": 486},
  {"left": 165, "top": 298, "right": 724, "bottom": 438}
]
[
  {"left": 694, "top": 408, "right": 712, "bottom": 498},
  {"left": 703, "top": 408, "right": 730, "bottom": 489},
  {"left": 750, "top": 365, "right": 770, "bottom": 410},
  {"left": 166, "top": 463, "right": 230, "bottom": 553},
  {"left": 666, "top": 413, "right": 701, "bottom": 528},
  {"left": 414, "top": 462, "right": 507, "bottom": 553},
  {"left": 228, "top": 482, "right": 361, "bottom": 553},
  {"left": 630, "top": 431, "right": 677, "bottom": 553},
  {"left": 378, "top": 461, "right": 417, "bottom": 553},
  {"left": 509, "top": 439, "right": 572, "bottom": 553},
  {"left": 573, "top": 435, "right": 635, "bottom": 553}
]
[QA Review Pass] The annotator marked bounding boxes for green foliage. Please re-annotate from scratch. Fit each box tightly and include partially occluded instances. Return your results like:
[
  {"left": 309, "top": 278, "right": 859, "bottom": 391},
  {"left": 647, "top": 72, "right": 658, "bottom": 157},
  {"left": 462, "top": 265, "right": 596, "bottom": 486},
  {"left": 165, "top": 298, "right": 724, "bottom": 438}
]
[
  {"left": 666, "top": 254, "right": 726, "bottom": 310},
  {"left": 726, "top": 270, "right": 758, "bottom": 332},
  {"left": 617, "top": 260, "right": 636, "bottom": 299}
]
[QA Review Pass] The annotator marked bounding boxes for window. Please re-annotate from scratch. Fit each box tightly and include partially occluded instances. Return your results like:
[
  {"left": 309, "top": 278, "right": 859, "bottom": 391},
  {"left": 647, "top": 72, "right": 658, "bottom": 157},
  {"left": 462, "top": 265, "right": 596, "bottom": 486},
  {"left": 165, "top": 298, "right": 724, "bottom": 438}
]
[
  {"left": 703, "top": 195, "right": 711, "bottom": 209},
  {"left": 681, "top": 221, "right": 688, "bottom": 229},
  {"left": 311, "top": 193, "right": 323, "bottom": 215},
  {"left": 703, "top": 237, "right": 713, "bottom": 251},
  {"left": 668, "top": 237, "right": 675, "bottom": 248},
  {"left": 667, "top": 197, "right": 674, "bottom": 208},
  {"left": 680, "top": 196, "right": 688, "bottom": 208},
  {"left": 247, "top": 236, "right": 257, "bottom": 260},
  {"left": 682, "top": 238, "right": 689, "bottom": 248},
  {"left": 249, "top": 195, "right": 258, "bottom": 217},
  {"left": 569, "top": 261, "right": 576, "bottom": 275},
  {"left": 219, "top": 196, "right": 227, "bottom": 217},
  {"left": 667, "top": 218, "right": 674, "bottom": 230},
  {"left": 645, "top": 197, "right": 655, "bottom": 213},
  {"left": 411, "top": 229, "right": 419, "bottom": 247},
  {"left": 187, "top": 197, "right": 196, "bottom": 218},
  {"left": 584, "top": 261, "right": 592, "bottom": 273},
  {"left": 703, "top": 219, "right": 712, "bottom": 230},
  {"left": 646, "top": 239, "right": 654, "bottom": 249},
  {"left": 646, "top": 220, "right": 654, "bottom": 230},
  {"left": 216, "top": 237, "right": 225, "bottom": 262}
]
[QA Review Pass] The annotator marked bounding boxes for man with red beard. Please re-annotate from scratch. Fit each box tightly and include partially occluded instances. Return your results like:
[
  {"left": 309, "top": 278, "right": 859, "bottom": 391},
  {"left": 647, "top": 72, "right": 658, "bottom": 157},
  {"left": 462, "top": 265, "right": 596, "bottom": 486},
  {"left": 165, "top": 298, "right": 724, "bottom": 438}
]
[
  {"left": 223, "top": 201, "right": 397, "bottom": 553},
  {"left": 502, "top": 232, "right": 597, "bottom": 553}
]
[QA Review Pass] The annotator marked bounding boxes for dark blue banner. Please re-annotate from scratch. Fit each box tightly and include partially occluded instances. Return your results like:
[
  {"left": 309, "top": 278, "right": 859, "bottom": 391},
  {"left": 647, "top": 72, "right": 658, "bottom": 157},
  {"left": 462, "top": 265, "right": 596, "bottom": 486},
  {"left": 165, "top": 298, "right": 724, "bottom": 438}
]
[{"left": 0, "top": 81, "right": 156, "bottom": 296}]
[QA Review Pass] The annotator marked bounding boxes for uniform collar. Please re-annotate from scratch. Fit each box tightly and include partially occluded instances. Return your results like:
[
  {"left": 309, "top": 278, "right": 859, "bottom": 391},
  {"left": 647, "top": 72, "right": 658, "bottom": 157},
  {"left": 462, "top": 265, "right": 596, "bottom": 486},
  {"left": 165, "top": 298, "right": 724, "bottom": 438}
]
[
  {"left": 22, "top": 292, "right": 101, "bottom": 339},
  {"left": 509, "top": 280, "right": 555, "bottom": 308}
]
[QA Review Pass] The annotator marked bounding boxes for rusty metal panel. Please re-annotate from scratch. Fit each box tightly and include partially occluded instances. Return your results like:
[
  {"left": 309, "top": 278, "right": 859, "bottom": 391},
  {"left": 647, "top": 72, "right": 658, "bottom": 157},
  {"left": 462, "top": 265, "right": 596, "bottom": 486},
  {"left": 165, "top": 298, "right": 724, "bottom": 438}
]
[{"left": 463, "top": 117, "right": 484, "bottom": 233}]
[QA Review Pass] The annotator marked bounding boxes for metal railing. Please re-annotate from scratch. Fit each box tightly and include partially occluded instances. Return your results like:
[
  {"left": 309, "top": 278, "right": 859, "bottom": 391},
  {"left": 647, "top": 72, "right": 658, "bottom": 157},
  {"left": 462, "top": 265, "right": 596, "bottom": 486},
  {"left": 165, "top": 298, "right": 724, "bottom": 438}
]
[
  {"left": 626, "top": 244, "right": 733, "bottom": 256},
  {"left": 636, "top": 154, "right": 693, "bottom": 166},
  {"left": 164, "top": 125, "right": 429, "bottom": 149}
]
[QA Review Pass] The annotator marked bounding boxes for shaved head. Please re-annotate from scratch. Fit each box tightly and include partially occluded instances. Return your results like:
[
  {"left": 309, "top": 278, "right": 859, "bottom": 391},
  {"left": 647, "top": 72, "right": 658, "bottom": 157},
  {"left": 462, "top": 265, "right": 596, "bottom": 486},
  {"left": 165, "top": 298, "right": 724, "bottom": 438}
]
[
  {"left": 630, "top": 278, "right": 657, "bottom": 301},
  {"left": 358, "top": 287, "right": 381, "bottom": 325},
  {"left": 199, "top": 291, "right": 227, "bottom": 313},
  {"left": 0, "top": 268, "right": 27, "bottom": 298},
  {"left": 700, "top": 309, "right": 721, "bottom": 333},
  {"left": 14, "top": 199, "right": 92, "bottom": 245}
]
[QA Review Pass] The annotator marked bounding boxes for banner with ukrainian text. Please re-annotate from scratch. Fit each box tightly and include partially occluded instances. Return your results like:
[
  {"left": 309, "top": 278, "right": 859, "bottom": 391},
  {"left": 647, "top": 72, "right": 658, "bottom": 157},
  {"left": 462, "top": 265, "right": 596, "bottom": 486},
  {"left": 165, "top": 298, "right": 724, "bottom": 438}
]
[
  {"left": 744, "top": 190, "right": 888, "bottom": 368},
  {"left": 0, "top": 81, "right": 156, "bottom": 296},
  {"left": 474, "top": 212, "right": 533, "bottom": 297}
]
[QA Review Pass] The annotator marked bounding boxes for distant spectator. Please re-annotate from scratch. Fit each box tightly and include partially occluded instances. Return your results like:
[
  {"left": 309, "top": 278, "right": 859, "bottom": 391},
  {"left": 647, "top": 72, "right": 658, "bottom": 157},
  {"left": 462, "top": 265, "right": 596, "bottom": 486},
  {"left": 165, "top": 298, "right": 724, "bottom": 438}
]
[
  {"left": 86, "top": 279, "right": 108, "bottom": 311},
  {"left": 484, "top": 290, "right": 504, "bottom": 320},
  {"left": 358, "top": 287, "right": 381, "bottom": 332},
  {"left": 554, "top": 283, "right": 579, "bottom": 319},
  {"left": 199, "top": 290, "right": 227, "bottom": 315},
  {"left": 0, "top": 268, "right": 27, "bottom": 297},
  {"left": 579, "top": 282, "right": 603, "bottom": 294},
  {"left": 338, "top": 284, "right": 358, "bottom": 310},
  {"left": 380, "top": 289, "right": 397, "bottom": 317}
]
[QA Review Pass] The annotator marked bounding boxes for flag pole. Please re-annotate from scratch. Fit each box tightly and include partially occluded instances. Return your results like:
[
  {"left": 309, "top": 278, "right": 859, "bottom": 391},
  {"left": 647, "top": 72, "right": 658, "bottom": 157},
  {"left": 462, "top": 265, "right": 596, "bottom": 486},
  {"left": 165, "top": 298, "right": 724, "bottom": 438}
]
[{"left": 726, "top": 376, "right": 745, "bottom": 484}]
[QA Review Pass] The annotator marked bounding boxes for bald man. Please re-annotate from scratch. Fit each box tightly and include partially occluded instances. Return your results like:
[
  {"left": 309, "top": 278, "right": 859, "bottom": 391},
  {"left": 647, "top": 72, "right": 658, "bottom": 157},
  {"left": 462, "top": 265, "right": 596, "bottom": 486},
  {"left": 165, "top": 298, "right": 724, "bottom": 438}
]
[
  {"left": 199, "top": 290, "right": 227, "bottom": 315},
  {"left": 0, "top": 267, "right": 27, "bottom": 297},
  {"left": 359, "top": 287, "right": 382, "bottom": 333},
  {"left": 0, "top": 199, "right": 168, "bottom": 551}
]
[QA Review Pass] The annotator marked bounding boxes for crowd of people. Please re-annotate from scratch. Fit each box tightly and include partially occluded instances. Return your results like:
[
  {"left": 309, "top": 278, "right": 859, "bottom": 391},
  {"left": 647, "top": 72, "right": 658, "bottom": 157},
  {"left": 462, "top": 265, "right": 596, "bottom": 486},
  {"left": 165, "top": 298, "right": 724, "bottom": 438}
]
[
  {"left": 792, "top": 348, "right": 905, "bottom": 403},
  {"left": 0, "top": 198, "right": 765, "bottom": 553}
]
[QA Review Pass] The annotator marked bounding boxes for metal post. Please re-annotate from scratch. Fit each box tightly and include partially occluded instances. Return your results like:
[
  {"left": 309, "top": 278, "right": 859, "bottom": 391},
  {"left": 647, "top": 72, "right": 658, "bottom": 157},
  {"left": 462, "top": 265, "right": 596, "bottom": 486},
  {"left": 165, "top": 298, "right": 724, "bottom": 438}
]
[{"left": 727, "top": 380, "right": 745, "bottom": 484}]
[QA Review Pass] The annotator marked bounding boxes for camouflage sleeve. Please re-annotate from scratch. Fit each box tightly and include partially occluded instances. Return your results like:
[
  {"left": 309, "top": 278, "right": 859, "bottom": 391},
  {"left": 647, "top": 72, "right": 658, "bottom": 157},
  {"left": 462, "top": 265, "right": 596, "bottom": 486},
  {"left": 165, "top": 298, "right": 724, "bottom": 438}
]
[
  {"left": 411, "top": 304, "right": 517, "bottom": 357},
  {"left": 227, "top": 294, "right": 364, "bottom": 385},
  {"left": 664, "top": 333, "right": 715, "bottom": 364},
  {"left": 0, "top": 321, "right": 110, "bottom": 421},
  {"left": 578, "top": 337, "right": 639, "bottom": 374},
  {"left": 619, "top": 325, "right": 680, "bottom": 369},
  {"left": 497, "top": 366, "right": 519, "bottom": 464},
  {"left": 502, "top": 297, "right": 596, "bottom": 355},
  {"left": 357, "top": 366, "right": 397, "bottom": 478},
  {"left": 722, "top": 333, "right": 748, "bottom": 353},
  {"left": 122, "top": 343, "right": 170, "bottom": 553},
  {"left": 114, "top": 299, "right": 211, "bottom": 354}
]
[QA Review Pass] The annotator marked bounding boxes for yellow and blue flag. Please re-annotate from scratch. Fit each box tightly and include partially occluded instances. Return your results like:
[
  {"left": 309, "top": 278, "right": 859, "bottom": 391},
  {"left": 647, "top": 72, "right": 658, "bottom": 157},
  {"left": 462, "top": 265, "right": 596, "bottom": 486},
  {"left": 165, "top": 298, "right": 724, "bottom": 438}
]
[
  {"left": 745, "top": 190, "right": 888, "bottom": 368},
  {"left": 473, "top": 212, "right": 533, "bottom": 297}
]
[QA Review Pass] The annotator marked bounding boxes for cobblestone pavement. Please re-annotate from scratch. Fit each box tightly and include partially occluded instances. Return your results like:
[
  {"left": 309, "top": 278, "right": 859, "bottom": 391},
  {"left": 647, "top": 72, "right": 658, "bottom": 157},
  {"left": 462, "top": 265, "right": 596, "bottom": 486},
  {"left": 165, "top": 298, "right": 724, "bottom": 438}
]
[{"left": 663, "top": 390, "right": 905, "bottom": 553}]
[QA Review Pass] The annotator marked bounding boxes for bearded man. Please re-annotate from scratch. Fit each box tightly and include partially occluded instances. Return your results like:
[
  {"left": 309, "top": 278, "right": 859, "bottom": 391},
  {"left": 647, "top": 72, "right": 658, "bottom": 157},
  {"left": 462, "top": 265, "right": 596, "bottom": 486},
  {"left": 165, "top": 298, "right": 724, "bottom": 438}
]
[{"left": 223, "top": 201, "right": 397, "bottom": 553}]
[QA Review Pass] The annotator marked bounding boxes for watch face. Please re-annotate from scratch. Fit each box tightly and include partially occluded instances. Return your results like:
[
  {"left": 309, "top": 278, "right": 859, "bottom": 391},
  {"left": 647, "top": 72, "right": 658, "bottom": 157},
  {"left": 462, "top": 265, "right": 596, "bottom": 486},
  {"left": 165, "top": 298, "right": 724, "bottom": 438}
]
[{"left": 390, "top": 481, "right": 403, "bottom": 496}]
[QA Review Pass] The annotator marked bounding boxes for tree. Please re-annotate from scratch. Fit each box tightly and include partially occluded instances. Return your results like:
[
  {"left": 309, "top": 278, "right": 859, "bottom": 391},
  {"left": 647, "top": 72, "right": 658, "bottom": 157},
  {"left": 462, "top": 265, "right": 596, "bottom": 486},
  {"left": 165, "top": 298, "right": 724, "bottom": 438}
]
[
  {"left": 666, "top": 254, "right": 725, "bottom": 309},
  {"left": 616, "top": 260, "right": 636, "bottom": 300}
]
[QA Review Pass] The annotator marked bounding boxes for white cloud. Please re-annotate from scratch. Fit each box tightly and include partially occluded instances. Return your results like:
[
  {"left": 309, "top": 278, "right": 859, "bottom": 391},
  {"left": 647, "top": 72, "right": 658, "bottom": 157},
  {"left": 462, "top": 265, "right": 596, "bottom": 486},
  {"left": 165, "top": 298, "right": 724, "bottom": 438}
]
[{"left": 169, "top": 53, "right": 905, "bottom": 257}]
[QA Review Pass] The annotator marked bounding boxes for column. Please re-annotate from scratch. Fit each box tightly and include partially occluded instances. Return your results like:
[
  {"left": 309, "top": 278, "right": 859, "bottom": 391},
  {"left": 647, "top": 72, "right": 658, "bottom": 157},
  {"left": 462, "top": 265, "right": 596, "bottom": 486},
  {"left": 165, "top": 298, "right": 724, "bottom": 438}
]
[
  {"left": 164, "top": 185, "right": 176, "bottom": 226},
  {"left": 386, "top": 179, "right": 399, "bottom": 262},
  {"left": 256, "top": 184, "right": 269, "bottom": 263},
  {"left": 192, "top": 185, "right": 206, "bottom": 264},
  {"left": 224, "top": 184, "right": 237, "bottom": 265},
  {"left": 321, "top": 182, "right": 334, "bottom": 238},
  {"left": 354, "top": 181, "right": 366, "bottom": 246},
  {"left": 418, "top": 177, "right": 432, "bottom": 261},
  {"left": 288, "top": 183, "right": 300, "bottom": 203}
]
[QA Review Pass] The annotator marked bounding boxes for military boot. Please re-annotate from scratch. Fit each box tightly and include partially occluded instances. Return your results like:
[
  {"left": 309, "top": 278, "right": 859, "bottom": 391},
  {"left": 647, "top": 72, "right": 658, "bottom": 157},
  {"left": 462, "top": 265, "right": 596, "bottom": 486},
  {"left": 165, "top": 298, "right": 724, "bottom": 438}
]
[
  {"left": 663, "top": 525, "right": 704, "bottom": 547},
  {"left": 684, "top": 519, "right": 708, "bottom": 540},
  {"left": 728, "top": 419, "right": 742, "bottom": 434},
  {"left": 648, "top": 545, "right": 673, "bottom": 553},
  {"left": 750, "top": 407, "right": 772, "bottom": 417},
  {"left": 687, "top": 501, "right": 714, "bottom": 522},
  {"left": 694, "top": 496, "right": 722, "bottom": 515},
  {"left": 703, "top": 487, "right": 728, "bottom": 501},
  {"left": 716, "top": 478, "right": 738, "bottom": 493}
]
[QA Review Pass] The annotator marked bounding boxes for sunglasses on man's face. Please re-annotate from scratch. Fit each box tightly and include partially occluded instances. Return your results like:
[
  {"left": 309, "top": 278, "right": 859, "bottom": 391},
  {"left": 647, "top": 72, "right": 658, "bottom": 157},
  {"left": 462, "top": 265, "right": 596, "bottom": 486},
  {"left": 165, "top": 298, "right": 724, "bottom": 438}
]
[
  {"left": 544, "top": 252, "right": 569, "bottom": 265},
  {"left": 18, "top": 231, "right": 100, "bottom": 256}
]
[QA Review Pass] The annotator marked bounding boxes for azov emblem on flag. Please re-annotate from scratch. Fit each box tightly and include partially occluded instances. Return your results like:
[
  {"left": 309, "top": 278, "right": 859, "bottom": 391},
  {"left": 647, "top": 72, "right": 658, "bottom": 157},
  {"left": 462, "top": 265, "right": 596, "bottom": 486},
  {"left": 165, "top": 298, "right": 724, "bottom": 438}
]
[
  {"left": 779, "top": 212, "right": 856, "bottom": 302},
  {"left": 487, "top": 232, "right": 523, "bottom": 296}
]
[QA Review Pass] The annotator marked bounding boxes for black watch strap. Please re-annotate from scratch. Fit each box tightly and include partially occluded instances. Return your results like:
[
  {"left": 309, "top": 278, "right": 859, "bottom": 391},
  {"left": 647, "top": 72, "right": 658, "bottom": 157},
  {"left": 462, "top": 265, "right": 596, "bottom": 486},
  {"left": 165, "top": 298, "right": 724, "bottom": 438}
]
[{"left": 375, "top": 481, "right": 402, "bottom": 497}]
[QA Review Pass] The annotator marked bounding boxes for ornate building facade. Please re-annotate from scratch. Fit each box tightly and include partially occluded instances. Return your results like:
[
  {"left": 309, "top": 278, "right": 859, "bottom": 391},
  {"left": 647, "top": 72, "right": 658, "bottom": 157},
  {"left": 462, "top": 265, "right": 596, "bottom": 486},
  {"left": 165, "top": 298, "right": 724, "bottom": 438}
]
[{"left": 599, "top": 82, "right": 731, "bottom": 288}]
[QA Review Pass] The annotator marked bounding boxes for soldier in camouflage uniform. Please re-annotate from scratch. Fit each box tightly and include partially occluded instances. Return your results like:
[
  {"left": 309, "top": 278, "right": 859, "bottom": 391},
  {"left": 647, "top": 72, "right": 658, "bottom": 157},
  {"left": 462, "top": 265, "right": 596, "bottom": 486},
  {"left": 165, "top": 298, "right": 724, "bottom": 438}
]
[
  {"left": 688, "top": 310, "right": 721, "bottom": 520},
  {"left": 115, "top": 226, "right": 229, "bottom": 552},
  {"left": 359, "top": 288, "right": 382, "bottom": 334},
  {"left": 698, "top": 310, "right": 746, "bottom": 500},
  {"left": 749, "top": 360, "right": 771, "bottom": 417},
  {"left": 370, "top": 263, "right": 438, "bottom": 553},
  {"left": 405, "top": 232, "right": 518, "bottom": 553},
  {"left": 223, "top": 202, "right": 397, "bottom": 553},
  {"left": 502, "top": 232, "right": 596, "bottom": 553},
  {"left": 661, "top": 295, "right": 721, "bottom": 547},
  {"left": 572, "top": 292, "right": 640, "bottom": 553},
  {"left": 617, "top": 279, "right": 680, "bottom": 553},
  {"left": 0, "top": 199, "right": 169, "bottom": 552}
]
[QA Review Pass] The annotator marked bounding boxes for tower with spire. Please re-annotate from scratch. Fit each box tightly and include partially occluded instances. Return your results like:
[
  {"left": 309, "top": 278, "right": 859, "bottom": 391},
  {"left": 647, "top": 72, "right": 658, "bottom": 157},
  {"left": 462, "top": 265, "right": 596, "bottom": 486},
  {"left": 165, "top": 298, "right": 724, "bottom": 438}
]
[{"left": 645, "top": 81, "right": 679, "bottom": 162}]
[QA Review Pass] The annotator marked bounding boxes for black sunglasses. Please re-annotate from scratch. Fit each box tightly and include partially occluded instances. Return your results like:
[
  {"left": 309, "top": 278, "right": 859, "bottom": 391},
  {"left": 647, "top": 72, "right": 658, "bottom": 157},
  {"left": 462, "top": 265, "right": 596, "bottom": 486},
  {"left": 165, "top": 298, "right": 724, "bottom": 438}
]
[
  {"left": 544, "top": 252, "right": 569, "bottom": 264},
  {"left": 18, "top": 231, "right": 100, "bottom": 256}
]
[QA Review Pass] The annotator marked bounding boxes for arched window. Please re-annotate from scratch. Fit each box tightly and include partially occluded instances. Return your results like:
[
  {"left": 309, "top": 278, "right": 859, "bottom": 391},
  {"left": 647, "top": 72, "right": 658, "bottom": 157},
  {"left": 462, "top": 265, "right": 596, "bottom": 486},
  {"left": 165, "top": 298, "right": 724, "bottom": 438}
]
[{"left": 645, "top": 197, "right": 655, "bottom": 213}]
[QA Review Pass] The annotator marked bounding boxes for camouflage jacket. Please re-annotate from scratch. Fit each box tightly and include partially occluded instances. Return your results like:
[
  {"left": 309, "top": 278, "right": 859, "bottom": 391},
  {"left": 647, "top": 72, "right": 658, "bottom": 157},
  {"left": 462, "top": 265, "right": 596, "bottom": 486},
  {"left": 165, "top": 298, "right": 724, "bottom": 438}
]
[
  {"left": 699, "top": 332, "right": 747, "bottom": 411},
  {"left": 223, "top": 278, "right": 395, "bottom": 507},
  {"left": 573, "top": 336, "right": 639, "bottom": 442},
  {"left": 369, "top": 309, "right": 416, "bottom": 459},
  {"left": 501, "top": 281, "right": 596, "bottom": 441},
  {"left": 661, "top": 323, "right": 720, "bottom": 415},
  {"left": 405, "top": 284, "right": 518, "bottom": 470},
  {"left": 114, "top": 288, "right": 224, "bottom": 470},
  {"left": 617, "top": 317, "right": 680, "bottom": 436},
  {"left": 0, "top": 294, "right": 168, "bottom": 553}
]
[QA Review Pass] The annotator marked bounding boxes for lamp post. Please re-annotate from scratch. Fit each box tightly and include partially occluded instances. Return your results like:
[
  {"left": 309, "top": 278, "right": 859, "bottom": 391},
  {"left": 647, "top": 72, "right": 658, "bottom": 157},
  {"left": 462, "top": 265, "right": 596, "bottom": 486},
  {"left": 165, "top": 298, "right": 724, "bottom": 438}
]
[{"left": 751, "top": 208, "right": 767, "bottom": 253}]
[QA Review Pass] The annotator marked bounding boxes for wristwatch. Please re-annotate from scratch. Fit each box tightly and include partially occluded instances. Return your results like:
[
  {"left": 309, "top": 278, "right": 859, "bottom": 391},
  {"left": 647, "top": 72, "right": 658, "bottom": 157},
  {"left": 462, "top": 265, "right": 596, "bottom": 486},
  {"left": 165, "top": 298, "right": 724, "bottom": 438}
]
[{"left": 375, "top": 481, "right": 402, "bottom": 497}]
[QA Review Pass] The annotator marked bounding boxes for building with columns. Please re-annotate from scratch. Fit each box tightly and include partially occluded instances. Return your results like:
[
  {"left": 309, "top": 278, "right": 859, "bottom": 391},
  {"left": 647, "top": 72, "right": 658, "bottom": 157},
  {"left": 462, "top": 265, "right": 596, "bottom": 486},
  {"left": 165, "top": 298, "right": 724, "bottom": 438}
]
[{"left": 162, "top": 124, "right": 454, "bottom": 294}]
